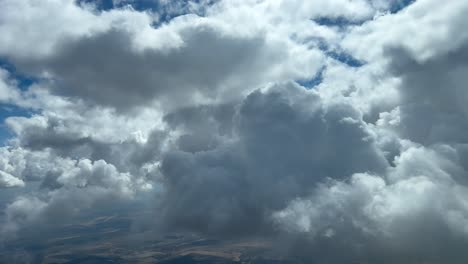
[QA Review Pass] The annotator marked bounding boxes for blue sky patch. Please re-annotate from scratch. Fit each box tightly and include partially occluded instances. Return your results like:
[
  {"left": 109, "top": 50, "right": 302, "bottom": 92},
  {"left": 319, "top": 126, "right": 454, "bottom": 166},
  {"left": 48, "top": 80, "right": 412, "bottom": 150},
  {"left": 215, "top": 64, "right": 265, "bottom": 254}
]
[
  {"left": 313, "top": 16, "right": 367, "bottom": 27},
  {"left": 313, "top": 41, "right": 365, "bottom": 68},
  {"left": 0, "top": 104, "right": 34, "bottom": 146},
  {"left": 326, "top": 51, "right": 364, "bottom": 68},
  {"left": 296, "top": 67, "right": 325, "bottom": 89},
  {"left": 0, "top": 58, "right": 37, "bottom": 145},
  {"left": 0, "top": 58, "right": 38, "bottom": 91},
  {"left": 77, "top": 0, "right": 216, "bottom": 26},
  {"left": 77, "top": 0, "right": 114, "bottom": 11},
  {"left": 390, "top": 0, "right": 416, "bottom": 13},
  {"left": 314, "top": 0, "right": 416, "bottom": 28}
]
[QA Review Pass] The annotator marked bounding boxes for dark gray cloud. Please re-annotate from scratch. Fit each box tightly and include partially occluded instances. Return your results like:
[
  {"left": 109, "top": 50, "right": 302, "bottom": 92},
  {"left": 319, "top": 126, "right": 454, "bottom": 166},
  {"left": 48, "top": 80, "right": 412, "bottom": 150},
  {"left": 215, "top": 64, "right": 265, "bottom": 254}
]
[
  {"left": 163, "top": 102, "right": 236, "bottom": 152},
  {"left": 386, "top": 43, "right": 468, "bottom": 145},
  {"left": 10, "top": 22, "right": 303, "bottom": 112},
  {"left": 157, "top": 83, "right": 388, "bottom": 237},
  {"left": 265, "top": 5, "right": 468, "bottom": 260}
]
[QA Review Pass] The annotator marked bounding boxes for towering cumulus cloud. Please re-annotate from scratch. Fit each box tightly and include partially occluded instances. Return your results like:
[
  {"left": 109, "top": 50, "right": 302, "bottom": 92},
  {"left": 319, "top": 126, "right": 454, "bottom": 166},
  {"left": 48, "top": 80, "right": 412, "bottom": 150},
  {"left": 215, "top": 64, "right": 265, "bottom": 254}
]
[{"left": 0, "top": 0, "right": 468, "bottom": 263}]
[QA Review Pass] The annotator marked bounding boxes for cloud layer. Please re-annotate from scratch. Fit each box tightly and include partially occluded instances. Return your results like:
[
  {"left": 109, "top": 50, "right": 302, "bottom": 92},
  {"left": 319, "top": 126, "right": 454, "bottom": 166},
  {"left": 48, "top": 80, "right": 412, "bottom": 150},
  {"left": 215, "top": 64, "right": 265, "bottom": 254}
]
[{"left": 1, "top": 0, "right": 468, "bottom": 263}]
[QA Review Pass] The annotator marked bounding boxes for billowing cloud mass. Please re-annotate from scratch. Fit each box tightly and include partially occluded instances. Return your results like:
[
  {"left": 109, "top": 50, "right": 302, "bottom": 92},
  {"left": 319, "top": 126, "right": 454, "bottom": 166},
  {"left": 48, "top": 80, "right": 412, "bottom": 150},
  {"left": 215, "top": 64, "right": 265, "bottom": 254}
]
[{"left": 1, "top": 0, "right": 468, "bottom": 263}]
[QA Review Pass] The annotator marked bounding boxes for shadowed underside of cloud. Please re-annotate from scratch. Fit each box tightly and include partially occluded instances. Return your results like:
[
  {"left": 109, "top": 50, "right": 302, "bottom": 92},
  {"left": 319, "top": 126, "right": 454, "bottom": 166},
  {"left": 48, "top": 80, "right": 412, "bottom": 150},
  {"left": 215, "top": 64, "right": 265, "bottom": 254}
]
[
  {"left": 1, "top": 0, "right": 468, "bottom": 263},
  {"left": 157, "top": 83, "right": 388, "bottom": 237},
  {"left": 386, "top": 43, "right": 468, "bottom": 145},
  {"left": 24, "top": 26, "right": 287, "bottom": 110}
]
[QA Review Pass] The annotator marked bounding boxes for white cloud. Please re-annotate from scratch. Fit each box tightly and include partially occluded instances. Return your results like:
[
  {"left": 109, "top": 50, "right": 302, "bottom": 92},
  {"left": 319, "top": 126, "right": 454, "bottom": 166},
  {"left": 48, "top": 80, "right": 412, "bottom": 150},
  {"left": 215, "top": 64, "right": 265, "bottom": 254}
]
[
  {"left": 0, "top": 68, "right": 21, "bottom": 103},
  {"left": 274, "top": 145, "right": 468, "bottom": 262},
  {"left": 0, "top": 170, "right": 24, "bottom": 188},
  {"left": 343, "top": 0, "right": 468, "bottom": 62}
]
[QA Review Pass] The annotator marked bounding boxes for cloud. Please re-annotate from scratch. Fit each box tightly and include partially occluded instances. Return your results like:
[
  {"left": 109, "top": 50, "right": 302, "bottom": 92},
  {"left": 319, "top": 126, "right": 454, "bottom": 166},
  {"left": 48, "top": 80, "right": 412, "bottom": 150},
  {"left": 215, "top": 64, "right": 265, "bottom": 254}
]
[
  {"left": 0, "top": 68, "right": 21, "bottom": 103},
  {"left": 41, "top": 23, "right": 315, "bottom": 110},
  {"left": 384, "top": 44, "right": 468, "bottom": 145},
  {"left": 0, "top": 170, "right": 24, "bottom": 188},
  {"left": 274, "top": 145, "right": 468, "bottom": 263},
  {"left": 343, "top": 0, "right": 468, "bottom": 62},
  {"left": 6, "top": 112, "right": 165, "bottom": 174},
  {"left": 1, "top": 0, "right": 468, "bottom": 263},
  {"left": 0, "top": 0, "right": 323, "bottom": 111},
  {"left": 1, "top": 156, "right": 151, "bottom": 235},
  {"left": 157, "top": 83, "right": 388, "bottom": 237}
]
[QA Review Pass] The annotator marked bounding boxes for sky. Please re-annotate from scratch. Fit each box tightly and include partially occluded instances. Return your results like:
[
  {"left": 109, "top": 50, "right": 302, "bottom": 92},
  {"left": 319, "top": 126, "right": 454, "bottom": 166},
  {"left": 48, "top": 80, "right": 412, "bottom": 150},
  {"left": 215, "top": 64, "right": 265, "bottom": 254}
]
[{"left": 1, "top": 0, "right": 468, "bottom": 263}]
